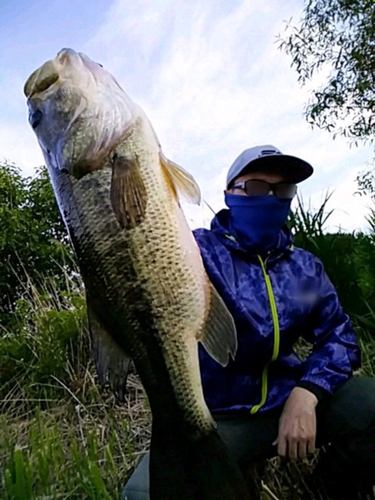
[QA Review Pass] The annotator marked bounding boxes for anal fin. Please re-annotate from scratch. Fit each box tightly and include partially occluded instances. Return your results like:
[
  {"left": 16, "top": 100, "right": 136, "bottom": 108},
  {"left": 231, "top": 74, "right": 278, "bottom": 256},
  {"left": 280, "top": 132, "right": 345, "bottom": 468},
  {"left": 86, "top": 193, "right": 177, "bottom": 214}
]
[
  {"left": 87, "top": 302, "right": 131, "bottom": 401},
  {"left": 200, "top": 284, "right": 238, "bottom": 367}
]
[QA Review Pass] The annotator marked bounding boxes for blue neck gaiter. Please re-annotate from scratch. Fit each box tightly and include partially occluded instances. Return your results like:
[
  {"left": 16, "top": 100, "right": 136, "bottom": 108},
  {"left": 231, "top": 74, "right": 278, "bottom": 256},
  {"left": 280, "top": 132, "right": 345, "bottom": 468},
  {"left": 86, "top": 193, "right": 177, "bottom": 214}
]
[{"left": 225, "top": 193, "right": 292, "bottom": 252}]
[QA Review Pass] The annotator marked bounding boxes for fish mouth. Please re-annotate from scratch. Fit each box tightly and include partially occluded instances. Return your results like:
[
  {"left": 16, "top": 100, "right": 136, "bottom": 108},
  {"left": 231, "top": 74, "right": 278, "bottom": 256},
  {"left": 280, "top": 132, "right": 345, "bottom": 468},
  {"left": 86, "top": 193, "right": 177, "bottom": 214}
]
[
  {"left": 24, "top": 62, "right": 60, "bottom": 99},
  {"left": 25, "top": 48, "right": 141, "bottom": 179},
  {"left": 24, "top": 48, "right": 78, "bottom": 99},
  {"left": 57, "top": 47, "right": 78, "bottom": 58}
]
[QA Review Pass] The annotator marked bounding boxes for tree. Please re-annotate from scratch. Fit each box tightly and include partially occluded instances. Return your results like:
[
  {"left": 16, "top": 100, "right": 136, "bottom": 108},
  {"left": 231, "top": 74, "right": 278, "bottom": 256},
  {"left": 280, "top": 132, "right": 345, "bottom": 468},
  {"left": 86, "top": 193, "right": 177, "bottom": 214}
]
[
  {"left": 0, "top": 162, "right": 75, "bottom": 331},
  {"left": 279, "top": 0, "right": 375, "bottom": 143}
]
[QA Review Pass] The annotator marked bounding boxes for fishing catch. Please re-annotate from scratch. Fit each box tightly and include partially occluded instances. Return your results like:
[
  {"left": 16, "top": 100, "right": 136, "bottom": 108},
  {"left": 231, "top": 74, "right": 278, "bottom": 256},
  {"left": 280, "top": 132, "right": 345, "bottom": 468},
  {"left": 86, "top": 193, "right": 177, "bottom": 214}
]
[{"left": 24, "top": 48, "right": 251, "bottom": 500}]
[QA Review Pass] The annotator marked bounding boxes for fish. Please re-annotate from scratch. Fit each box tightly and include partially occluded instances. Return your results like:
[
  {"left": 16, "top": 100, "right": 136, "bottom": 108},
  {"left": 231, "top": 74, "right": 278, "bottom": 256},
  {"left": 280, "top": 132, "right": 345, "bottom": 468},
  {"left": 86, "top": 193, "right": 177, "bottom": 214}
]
[{"left": 24, "top": 48, "right": 251, "bottom": 500}]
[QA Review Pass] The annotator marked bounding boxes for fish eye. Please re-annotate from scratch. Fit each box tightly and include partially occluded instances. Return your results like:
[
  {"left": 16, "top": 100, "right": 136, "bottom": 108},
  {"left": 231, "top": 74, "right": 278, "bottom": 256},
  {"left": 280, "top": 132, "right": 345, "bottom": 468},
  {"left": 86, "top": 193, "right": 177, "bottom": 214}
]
[
  {"left": 97, "top": 63, "right": 103, "bottom": 68},
  {"left": 31, "top": 109, "right": 43, "bottom": 129}
]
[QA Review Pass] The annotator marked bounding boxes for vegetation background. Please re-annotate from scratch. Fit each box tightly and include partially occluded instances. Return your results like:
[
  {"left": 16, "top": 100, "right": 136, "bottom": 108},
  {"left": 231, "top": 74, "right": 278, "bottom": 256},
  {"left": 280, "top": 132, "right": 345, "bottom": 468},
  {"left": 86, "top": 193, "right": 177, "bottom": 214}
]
[
  {"left": 0, "top": 158, "right": 374, "bottom": 499},
  {"left": 1, "top": 1, "right": 375, "bottom": 498}
]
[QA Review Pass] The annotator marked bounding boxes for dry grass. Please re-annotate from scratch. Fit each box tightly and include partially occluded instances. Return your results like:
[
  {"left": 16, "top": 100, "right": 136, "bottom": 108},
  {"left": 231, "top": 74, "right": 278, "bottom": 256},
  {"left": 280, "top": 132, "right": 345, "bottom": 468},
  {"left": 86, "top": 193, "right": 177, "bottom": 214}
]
[
  {"left": 0, "top": 368, "right": 151, "bottom": 499},
  {"left": 0, "top": 281, "right": 373, "bottom": 499},
  {"left": 0, "top": 363, "right": 327, "bottom": 500}
]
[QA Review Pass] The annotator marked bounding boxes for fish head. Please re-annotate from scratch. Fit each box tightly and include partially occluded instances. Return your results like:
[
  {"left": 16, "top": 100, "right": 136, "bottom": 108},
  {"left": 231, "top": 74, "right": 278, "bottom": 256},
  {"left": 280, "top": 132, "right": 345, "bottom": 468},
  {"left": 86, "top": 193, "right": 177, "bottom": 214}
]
[{"left": 24, "top": 48, "right": 139, "bottom": 178}]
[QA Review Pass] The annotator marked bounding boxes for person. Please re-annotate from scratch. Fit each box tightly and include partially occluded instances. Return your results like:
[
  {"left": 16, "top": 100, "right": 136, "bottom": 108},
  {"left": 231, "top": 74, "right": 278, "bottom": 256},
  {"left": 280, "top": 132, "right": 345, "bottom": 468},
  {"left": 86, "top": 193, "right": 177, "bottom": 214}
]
[{"left": 122, "top": 145, "right": 375, "bottom": 500}]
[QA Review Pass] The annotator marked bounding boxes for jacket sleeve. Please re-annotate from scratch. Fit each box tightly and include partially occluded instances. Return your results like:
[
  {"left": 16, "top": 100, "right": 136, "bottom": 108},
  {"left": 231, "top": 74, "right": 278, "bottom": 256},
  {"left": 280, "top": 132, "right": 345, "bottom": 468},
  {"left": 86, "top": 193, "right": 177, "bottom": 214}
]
[{"left": 298, "top": 255, "right": 361, "bottom": 396}]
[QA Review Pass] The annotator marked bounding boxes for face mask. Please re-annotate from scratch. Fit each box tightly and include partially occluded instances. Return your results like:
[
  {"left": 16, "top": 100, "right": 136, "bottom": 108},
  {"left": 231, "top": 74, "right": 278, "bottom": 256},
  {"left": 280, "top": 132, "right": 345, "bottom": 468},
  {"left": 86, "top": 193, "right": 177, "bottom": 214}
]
[{"left": 224, "top": 193, "right": 292, "bottom": 252}]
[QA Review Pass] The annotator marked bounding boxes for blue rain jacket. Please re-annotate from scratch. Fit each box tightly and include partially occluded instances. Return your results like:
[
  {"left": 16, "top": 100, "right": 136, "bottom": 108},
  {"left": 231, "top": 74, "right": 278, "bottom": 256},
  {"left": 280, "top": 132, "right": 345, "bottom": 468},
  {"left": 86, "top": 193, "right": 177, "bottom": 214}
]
[{"left": 193, "top": 209, "right": 361, "bottom": 414}]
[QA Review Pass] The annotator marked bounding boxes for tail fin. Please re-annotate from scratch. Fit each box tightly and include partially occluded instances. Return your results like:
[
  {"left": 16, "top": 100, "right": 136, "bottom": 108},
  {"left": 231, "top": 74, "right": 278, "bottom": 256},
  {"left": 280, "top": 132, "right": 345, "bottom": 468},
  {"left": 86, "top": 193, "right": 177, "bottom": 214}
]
[{"left": 149, "top": 420, "right": 252, "bottom": 500}]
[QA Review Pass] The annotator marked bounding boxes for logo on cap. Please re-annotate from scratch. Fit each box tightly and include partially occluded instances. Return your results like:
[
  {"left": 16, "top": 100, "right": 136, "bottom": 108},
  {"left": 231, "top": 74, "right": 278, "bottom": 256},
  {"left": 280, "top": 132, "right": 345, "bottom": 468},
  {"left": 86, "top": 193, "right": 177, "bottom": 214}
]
[{"left": 258, "top": 149, "right": 282, "bottom": 157}]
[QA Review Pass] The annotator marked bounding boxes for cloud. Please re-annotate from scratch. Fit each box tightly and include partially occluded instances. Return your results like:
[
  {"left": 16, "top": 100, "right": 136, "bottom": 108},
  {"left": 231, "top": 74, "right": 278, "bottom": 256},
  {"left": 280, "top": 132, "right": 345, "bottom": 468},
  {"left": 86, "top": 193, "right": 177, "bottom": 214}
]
[
  {"left": 0, "top": 58, "right": 47, "bottom": 175},
  {"left": 1, "top": 0, "right": 373, "bottom": 234},
  {"left": 303, "top": 169, "right": 373, "bottom": 234},
  {"left": 0, "top": 122, "right": 44, "bottom": 175}
]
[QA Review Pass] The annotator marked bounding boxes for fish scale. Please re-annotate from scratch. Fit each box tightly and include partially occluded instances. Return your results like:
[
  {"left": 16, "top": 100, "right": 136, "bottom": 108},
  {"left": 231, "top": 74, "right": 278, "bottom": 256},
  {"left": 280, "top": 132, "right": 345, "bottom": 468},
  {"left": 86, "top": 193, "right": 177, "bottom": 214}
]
[
  {"left": 25, "top": 48, "right": 252, "bottom": 499},
  {"left": 53, "top": 149, "right": 212, "bottom": 432},
  {"left": 124, "top": 123, "right": 212, "bottom": 428}
]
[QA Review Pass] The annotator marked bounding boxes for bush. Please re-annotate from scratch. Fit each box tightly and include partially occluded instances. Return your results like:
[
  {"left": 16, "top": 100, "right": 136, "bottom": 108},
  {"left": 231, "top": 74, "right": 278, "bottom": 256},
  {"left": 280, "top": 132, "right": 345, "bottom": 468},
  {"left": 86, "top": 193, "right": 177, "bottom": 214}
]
[
  {"left": 0, "top": 284, "right": 88, "bottom": 405},
  {"left": 290, "top": 195, "right": 375, "bottom": 335},
  {"left": 0, "top": 170, "right": 374, "bottom": 499},
  {"left": 0, "top": 162, "right": 75, "bottom": 332}
]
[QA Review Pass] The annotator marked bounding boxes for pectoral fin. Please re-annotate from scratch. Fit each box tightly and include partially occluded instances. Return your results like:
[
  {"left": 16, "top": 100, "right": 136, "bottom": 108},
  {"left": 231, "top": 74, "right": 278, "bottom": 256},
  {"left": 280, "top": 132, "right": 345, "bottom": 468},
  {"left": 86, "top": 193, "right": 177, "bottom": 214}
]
[
  {"left": 160, "top": 152, "right": 201, "bottom": 205},
  {"left": 199, "top": 284, "right": 237, "bottom": 367},
  {"left": 87, "top": 303, "right": 131, "bottom": 401},
  {"left": 110, "top": 153, "right": 147, "bottom": 229}
]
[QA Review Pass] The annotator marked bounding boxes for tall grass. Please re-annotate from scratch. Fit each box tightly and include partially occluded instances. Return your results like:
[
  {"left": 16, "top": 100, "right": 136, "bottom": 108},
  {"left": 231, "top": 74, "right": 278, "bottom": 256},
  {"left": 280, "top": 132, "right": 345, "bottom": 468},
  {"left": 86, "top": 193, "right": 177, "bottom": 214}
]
[
  {"left": 3, "top": 418, "right": 115, "bottom": 499},
  {"left": 0, "top": 269, "right": 151, "bottom": 499},
  {"left": 1, "top": 197, "right": 375, "bottom": 499},
  {"left": 290, "top": 194, "right": 375, "bottom": 341},
  {"left": 0, "top": 394, "right": 148, "bottom": 500}
]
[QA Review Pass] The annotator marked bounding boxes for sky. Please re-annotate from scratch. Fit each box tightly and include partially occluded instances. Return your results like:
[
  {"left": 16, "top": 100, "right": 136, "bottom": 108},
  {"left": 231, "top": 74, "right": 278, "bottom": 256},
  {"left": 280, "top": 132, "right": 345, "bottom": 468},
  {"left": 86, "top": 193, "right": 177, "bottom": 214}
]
[{"left": 1, "top": 0, "right": 374, "bottom": 232}]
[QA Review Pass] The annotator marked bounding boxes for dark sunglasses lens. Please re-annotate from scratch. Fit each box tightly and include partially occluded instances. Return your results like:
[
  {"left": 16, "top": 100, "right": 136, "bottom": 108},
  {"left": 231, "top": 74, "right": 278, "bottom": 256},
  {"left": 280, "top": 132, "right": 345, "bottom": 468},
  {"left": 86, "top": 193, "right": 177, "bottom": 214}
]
[
  {"left": 244, "top": 180, "right": 270, "bottom": 196},
  {"left": 276, "top": 183, "right": 297, "bottom": 199},
  {"left": 243, "top": 180, "right": 297, "bottom": 198}
]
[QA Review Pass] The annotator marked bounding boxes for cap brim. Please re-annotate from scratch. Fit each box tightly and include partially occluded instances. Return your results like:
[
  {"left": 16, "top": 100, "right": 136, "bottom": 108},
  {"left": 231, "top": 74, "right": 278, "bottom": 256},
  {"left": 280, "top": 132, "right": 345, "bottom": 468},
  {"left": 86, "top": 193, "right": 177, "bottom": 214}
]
[{"left": 240, "top": 155, "right": 313, "bottom": 184}]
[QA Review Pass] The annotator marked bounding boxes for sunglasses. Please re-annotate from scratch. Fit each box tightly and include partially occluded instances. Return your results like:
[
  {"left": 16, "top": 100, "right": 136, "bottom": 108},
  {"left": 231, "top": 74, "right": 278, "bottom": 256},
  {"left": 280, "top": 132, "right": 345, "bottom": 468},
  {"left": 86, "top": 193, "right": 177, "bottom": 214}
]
[{"left": 231, "top": 179, "right": 298, "bottom": 199}]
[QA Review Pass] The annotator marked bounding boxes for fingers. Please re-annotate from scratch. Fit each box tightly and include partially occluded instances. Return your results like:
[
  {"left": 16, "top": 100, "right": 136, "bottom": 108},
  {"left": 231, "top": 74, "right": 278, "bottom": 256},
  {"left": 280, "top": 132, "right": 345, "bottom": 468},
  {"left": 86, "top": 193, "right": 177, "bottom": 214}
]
[
  {"left": 297, "top": 438, "right": 307, "bottom": 460},
  {"left": 297, "top": 436, "right": 315, "bottom": 460},
  {"left": 277, "top": 433, "right": 315, "bottom": 461},
  {"left": 288, "top": 438, "right": 298, "bottom": 461},
  {"left": 276, "top": 391, "right": 317, "bottom": 462},
  {"left": 307, "top": 435, "right": 316, "bottom": 455},
  {"left": 277, "top": 435, "right": 287, "bottom": 458}
]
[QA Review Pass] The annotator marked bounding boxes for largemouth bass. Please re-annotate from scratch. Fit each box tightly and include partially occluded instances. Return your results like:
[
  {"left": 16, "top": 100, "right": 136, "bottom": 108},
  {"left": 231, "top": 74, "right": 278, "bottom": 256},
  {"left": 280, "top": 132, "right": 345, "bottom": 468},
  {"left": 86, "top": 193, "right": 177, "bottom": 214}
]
[{"left": 24, "top": 48, "right": 251, "bottom": 500}]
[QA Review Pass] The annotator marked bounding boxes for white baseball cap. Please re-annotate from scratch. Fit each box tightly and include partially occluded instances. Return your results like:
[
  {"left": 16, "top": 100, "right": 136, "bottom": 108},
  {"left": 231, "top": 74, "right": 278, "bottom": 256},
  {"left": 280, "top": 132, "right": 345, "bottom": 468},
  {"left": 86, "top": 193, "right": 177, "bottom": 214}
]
[{"left": 226, "top": 145, "right": 313, "bottom": 188}]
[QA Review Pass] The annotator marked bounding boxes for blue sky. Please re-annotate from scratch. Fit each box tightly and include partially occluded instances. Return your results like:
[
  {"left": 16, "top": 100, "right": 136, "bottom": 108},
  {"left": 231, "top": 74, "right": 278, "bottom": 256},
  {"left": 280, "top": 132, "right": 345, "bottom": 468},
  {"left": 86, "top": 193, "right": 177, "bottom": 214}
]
[{"left": 1, "top": 0, "right": 374, "bottom": 231}]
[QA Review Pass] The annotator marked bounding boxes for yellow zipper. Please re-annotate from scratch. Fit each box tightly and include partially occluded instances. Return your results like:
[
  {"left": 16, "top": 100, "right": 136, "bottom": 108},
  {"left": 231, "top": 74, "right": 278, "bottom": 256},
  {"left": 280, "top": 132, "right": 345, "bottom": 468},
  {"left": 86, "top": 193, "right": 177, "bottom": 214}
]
[{"left": 250, "top": 255, "right": 280, "bottom": 414}]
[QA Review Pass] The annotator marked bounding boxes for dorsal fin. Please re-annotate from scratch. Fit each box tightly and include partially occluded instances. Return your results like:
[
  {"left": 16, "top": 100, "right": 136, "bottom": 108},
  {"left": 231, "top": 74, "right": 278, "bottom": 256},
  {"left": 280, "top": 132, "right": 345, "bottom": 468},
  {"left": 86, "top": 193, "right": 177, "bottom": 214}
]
[{"left": 160, "top": 152, "right": 201, "bottom": 205}]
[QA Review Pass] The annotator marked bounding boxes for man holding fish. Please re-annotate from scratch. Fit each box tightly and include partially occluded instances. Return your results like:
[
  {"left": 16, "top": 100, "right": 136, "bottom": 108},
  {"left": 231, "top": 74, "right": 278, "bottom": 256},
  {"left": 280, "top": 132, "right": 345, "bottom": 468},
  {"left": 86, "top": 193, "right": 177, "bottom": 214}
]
[
  {"left": 125, "top": 146, "right": 375, "bottom": 499},
  {"left": 23, "top": 50, "right": 374, "bottom": 500}
]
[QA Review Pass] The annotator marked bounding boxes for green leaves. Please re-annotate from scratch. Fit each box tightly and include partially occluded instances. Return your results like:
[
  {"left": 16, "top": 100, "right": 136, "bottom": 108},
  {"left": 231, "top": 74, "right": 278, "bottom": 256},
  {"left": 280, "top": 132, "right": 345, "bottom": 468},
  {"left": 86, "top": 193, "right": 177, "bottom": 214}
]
[
  {"left": 0, "top": 289, "right": 88, "bottom": 402},
  {"left": 4, "top": 447, "right": 32, "bottom": 500},
  {"left": 1, "top": 419, "right": 128, "bottom": 499},
  {"left": 279, "top": 0, "right": 375, "bottom": 143},
  {"left": 0, "top": 162, "right": 75, "bottom": 332},
  {"left": 290, "top": 195, "right": 375, "bottom": 338}
]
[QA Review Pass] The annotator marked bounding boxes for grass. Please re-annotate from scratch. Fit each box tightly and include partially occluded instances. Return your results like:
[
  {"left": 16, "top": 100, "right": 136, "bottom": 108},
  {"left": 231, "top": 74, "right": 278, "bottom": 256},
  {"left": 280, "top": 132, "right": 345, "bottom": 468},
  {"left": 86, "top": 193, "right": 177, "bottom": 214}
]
[
  {"left": 0, "top": 372, "right": 151, "bottom": 500},
  {"left": 1, "top": 289, "right": 374, "bottom": 500},
  {"left": 0, "top": 368, "right": 325, "bottom": 500},
  {"left": 1, "top": 197, "right": 375, "bottom": 499},
  {"left": 0, "top": 276, "right": 151, "bottom": 500}
]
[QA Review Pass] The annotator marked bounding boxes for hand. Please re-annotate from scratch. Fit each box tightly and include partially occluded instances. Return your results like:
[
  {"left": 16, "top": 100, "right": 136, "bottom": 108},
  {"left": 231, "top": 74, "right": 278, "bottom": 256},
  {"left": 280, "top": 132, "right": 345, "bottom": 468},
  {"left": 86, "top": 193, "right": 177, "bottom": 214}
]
[{"left": 274, "top": 387, "right": 318, "bottom": 461}]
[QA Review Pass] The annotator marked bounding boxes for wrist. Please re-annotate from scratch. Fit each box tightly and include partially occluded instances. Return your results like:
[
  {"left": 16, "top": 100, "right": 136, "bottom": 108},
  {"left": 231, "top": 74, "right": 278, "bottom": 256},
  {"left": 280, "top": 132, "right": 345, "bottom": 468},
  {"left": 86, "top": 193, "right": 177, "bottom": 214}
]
[
  {"left": 291, "top": 386, "right": 318, "bottom": 407},
  {"left": 296, "top": 381, "right": 330, "bottom": 402}
]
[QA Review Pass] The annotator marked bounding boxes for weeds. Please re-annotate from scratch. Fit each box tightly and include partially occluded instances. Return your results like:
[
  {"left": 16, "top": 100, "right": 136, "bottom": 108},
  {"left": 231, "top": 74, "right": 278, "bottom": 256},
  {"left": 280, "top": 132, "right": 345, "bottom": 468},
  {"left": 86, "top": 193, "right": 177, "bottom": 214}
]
[
  {"left": 1, "top": 196, "right": 375, "bottom": 499},
  {"left": 0, "top": 374, "right": 150, "bottom": 499}
]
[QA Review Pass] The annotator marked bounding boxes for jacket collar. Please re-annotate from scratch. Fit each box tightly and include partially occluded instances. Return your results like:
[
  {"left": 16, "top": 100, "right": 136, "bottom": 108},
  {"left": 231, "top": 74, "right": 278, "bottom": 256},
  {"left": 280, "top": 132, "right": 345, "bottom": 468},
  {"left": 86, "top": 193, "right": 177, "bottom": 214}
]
[{"left": 210, "top": 209, "right": 294, "bottom": 261}]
